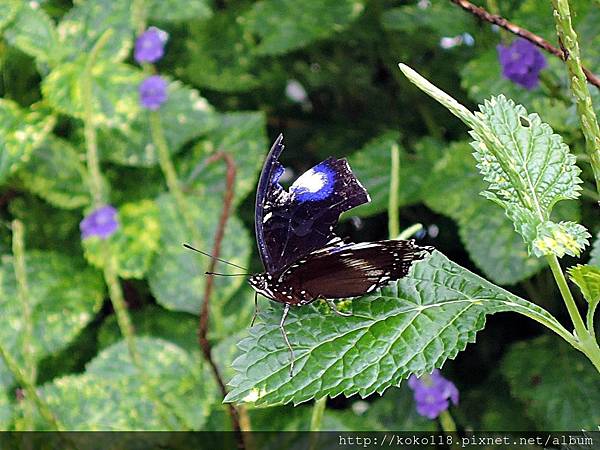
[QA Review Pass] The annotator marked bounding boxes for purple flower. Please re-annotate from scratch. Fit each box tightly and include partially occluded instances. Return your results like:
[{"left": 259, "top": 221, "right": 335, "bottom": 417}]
[
  {"left": 80, "top": 205, "right": 119, "bottom": 240},
  {"left": 408, "top": 369, "right": 459, "bottom": 419},
  {"left": 139, "top": 75, "right": 168, "bottom": 110},
  {"left": 134, "top": 26, "right": 168, "bottom": 64},
  {"left": 497, "top": 38, "right": 547, "bottom": 89}
]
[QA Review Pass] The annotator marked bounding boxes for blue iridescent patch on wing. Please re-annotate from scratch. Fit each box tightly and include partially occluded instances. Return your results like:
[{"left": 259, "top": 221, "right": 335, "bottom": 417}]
[
  {"left": 289, "top": 161, "right": 335, "bottom": 202},
  {"left": 271, "top": 164, "right": 285, "bottom": 185}
]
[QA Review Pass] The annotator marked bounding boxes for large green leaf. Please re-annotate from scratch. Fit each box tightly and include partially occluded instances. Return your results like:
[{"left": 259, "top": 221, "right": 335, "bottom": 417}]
[
  {"left": 38, "top": 337, "right": 217, "bottom": 430},
  {"left": 0, "top": 251, "right": 104, "bottom": 388},
  {"left": 502, "top": 335, "right": 600, "bottom": 430},
  {"left": 180, "top": 111, "right": 268, "bottom": 207},
  {"left": 98, "top": 80, "right": 216, "bottom": 167},
  {"left": 382, "top": 2, "right": 476, "bottom": 37},
  {"left": 243, "top": 0, "right": 365, "bottom": 55},
  {"left": 224, "top": 251, "right": 567, "bottom": 406},
  {"left": 147, "top": 0, "right": 212, "bottom": 22},
  {"left": 0, "top": 100, "right": 54, "bottom": 185},
  {"left": 184, "top": 9, "right": 263, "bottom": 92},
  {"left": 42, "top": 57, "right": 142, "bottom": 127},
  {"left": 3, "top": 4, "right": 59, "bottom": 64},
  {"left": 56, "top": 0, "right": 134, "bottom": 63},
  {"left": 422, "top": 141, "right": 544, "bottom": 285},
  {"left": 18, "top": 136, "right": 90, "bottom": 209},
  {"left": 347, "top": 132, "right": 432, "bottom": 218},
  {"left": 148, "top": 193, "right": 251, "bottom": 314},
  {"left": 83, "top": 200, "right": 161, "bottom": 279},
  {"left": 568, "top": 265, "right": 600, "bottom": 307}
]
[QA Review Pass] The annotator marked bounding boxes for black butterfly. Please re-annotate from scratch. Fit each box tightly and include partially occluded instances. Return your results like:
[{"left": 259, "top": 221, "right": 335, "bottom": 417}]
[{"left": 247, "top": 134, "right": 433, "bottom": 376}]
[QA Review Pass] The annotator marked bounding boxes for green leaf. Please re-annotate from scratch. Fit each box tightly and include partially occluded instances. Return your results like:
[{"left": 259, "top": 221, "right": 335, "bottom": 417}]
[
  {"left": 243, "top": 0, "right": 365, "bottom": 55},
  {"left": 224, "top": 251, "right": 567, "bottom": 406},
  {"left": 0, "top": 100, "right": 54, "bottom": 184},
  {"left": 180, "top": 111, "right": 268, "bottom": 207},
  {"left": 472, "top": 95, "right": 588, "bottom": 257},
  {"left": 184, "top": 9, "right": 263, "bottom": 92},
  {"left": 422, "top": 141, "right": 544, "bottom": 285},
  {"left": 590, "top": 232, "right": 600, "bottom": 267},
  {"left": 38, "top": 337, "right": 217, "bottom": 430},
  {"left": 347, "top": 132, "right": 431, "bottom": 217},
  {"left": 99, "top": 80, "right": 216, "bottom": 167},
  {"left": 568, "top": 265, "right": 600, "bottom": 306},
  {"left": 0, "top": 251, "right": 104, "bottom": 388},
  {"left": 148, "top": 193, "right": 251, "bottom": 314},
  {"left": 382, "top": 2, "right": 475, "bottom": 37},
  {"left": 3, "top": 4, "right": 59, "bottom": 64},
  {"left": 83, "top": 200, "right": 161, "bottom": 279},
  {"left": 147, "top": 0, "right": 212, "bottom": 22},
  {"left": 0, "top": 0, "right": 20, "bottom": 31},
  {"left": 98, "top": 305, "right": 198, "bottom": 353},
  {"left": 0, "top": 388, "right": 12, "bottom": 429},
  {"left": 502, "top": 335, "right": 600, "bottom": 430},
  {"left": 42, "top": 57, "right": 142, "bottom": 127},
  {"left": 18, "top": 136, "right": 90, "bottom": 209},
  {"left": 56, "top": 0, "right": 134, "bottom": 63}
]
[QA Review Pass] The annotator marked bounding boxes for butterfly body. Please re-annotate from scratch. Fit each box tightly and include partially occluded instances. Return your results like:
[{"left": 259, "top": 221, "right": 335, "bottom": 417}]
[{"left": 249, "top": 134, "right": 432, "bottom": 375}]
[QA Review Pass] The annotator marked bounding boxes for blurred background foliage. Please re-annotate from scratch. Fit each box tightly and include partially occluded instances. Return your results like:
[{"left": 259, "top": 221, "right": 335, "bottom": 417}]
[{"left": 0, "top": 0, "right": 598, "bottom": 433}]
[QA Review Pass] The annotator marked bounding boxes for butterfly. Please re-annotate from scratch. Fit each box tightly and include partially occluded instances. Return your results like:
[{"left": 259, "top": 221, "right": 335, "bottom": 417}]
[{"left": 247, "top": 134, "right": 433, "bottom": 376}]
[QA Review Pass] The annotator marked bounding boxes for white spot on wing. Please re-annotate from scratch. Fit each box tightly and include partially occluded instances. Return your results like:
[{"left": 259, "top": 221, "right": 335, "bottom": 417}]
[
  {"left": 262, "top": 212, "right": 273, "bottom": 223},
  {"left": 290, "top": 168, "right": 328, "bottom": 193}
]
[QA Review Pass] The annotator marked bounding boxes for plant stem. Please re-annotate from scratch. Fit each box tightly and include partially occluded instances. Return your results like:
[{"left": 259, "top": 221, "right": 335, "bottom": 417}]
[
  {"left": 388, "top": 143, "right": 400, "bottom": 239},
  {"left": 587, "top": 303, "right": 597, "bottom": 341},
  {"left": 9, "top": 220, "right": 63, "bottom": 430},
  {"left": 546, "top": 255, "right": 600, "bottom": 372},
  {"left": 81, "top": 31, "right": 179, "bottom": 429},
  {"left": 397, "top": 223, "right": 423, "bottom": 241},
  {"left": 438, "top": 410, "right": 457, "bottom": 433},
  {"left": 308, "top": 397, "right": 327, "bottom": 450},
  {"left": 551, "top": 0, "right": 600, "bottom": 194}
]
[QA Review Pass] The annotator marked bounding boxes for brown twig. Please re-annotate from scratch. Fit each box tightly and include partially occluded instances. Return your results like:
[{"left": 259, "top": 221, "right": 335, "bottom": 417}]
[
  {"left": 449, "top": 0, "right": 600, "bottom": 89},
  {"left": 197, "top": 151, "right": 245, "bottom": 448}
]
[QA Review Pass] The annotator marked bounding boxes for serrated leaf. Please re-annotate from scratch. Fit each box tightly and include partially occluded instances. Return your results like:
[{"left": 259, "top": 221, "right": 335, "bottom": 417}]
[
  {"left": 83, "top": 200, "right": 160, "bottom": 279},
  {"left": 0, "top": 251, "right": 104, "bottom": 388},
  {"left": 3, "top": 4, "right": 59, "bottom": 64},
  {"left": 180, "top": 111, "right": 268, "bottom": 207},
  {"left": 18, "top": 136, "right": 90, "bottom": 209},
  {"left": 57, "top": 0, "right": 134, "bottom": 63},
  {"left": 38, "top": 337, "right": 217, "bottom": 430},
  {"left": 0, "top": 100, "right": 54, "bottom": 184},
  {"left": 184, "top": 9, "right": 262, "bottom": 92},
  {"left": 148, "top": 193, "right": 251, "bottom": 314},
  {"left": 568, "top": 265, "right": 600, "bottom": 307},
  {"left": 472, "top": 95, "right": 586, "bottom": 257},
  {"left": 590, "top": 233, "right": 600, "bottom": 267},
  {"left": 347, "top": 132, "right": 430, "bottom": 217},
  {"left": 42, "top": 58, "right": 142, "bottom": 127},
  {"left": 243, "top": 0, "right": 365, "bottom": 55},
  {"left": 224, "top": 251, "right": 567, "bottom": 406},
  {"left": 98, "top": 80, "right": 216, "bottom": 167},
  {"left": 423, "top": 141, "right": 544, "bottom": 285},
  {"left": 502, "top": 335, "right": 600, "bottom": 430},
  {"left": 147, "top": 0, "right": 212, "bottom": 22}
]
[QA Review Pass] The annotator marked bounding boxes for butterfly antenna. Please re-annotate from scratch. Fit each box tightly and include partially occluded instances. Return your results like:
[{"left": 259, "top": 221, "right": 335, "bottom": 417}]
[
  {"left": 205, "top": 271, "right": 249, "bottom": 277},
  {"left": 183, "top": 243, "right": 248, "bottom": 271}
]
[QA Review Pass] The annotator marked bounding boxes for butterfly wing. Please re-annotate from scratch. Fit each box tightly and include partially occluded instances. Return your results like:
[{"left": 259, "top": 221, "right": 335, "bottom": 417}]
[
  {"left": 278, "top": 240, "right": 433, "bottom": 300},
  {"left": 255, "top": 134, "right": 370, "bottom": 274}
]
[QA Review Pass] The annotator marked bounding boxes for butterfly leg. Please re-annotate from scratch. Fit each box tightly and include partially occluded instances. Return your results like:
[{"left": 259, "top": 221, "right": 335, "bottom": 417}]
[
  {"left": 325, "top": 298, "right": 352, "bottom": 317},
  {"left": 279, "top": 304, "right": 295, "bottom": 378},
  {"left": 250, "top": 290, "right": 259, "bottom": 327}
]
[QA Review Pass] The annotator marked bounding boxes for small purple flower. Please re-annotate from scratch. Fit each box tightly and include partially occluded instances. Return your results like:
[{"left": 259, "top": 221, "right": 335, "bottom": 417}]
[
  {"left": 408, "top": 369, "right": 459, "bottom": 419},
  {"left": 134, "top": 26, "right": 168, "bottom": 64},
  {"left": 139, "top": 75, "right": 168, "bottom": 110},
  {"left": 80, "top": 205, "right": 119, "bottom": 240},
  {"left": 497, "top": 38, "right": 547, "bottom": 90}
]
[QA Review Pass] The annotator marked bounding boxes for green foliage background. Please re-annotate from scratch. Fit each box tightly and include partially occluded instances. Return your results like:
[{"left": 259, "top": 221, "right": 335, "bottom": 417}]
[{"left": 0, "top": 0, "right": 598, "bottom": 434}]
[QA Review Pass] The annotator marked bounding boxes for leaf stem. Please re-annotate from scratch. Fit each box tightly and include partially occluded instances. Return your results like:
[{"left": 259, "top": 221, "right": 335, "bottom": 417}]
[
  {"left": 438, "top": 410, "right": 457, "bottom": 433},
  {"left": 397, "top": 223, "right": 423, "bottom": 241},
  {"left": 551, "top": 0, "right": 600, "bottom": 195},
  {"left": 388, "top": 143, "right": 400, "bottom": 239},
  {"left": 308, "top": 397, "right": 327, "bottom": 450},
  {"left": 81, "top": 30, "right": 179, "bottom": 429},
  {"left": 546, "top": 255, "right": 600, "bottom": 372}
]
